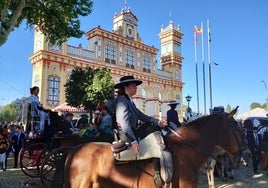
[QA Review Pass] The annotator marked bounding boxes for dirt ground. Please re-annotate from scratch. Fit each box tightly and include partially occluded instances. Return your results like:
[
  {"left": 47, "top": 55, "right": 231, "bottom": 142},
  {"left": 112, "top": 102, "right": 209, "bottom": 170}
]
[
  {"left": 198, "top": 159, "right": 268, "bottom": 188},
  {"left": 1, "top": 157, "right": 268, "bottom": 188}
]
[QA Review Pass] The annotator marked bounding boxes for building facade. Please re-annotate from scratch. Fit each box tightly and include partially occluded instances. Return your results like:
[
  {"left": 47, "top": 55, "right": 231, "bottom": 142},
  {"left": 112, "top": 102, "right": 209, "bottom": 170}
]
[{"left": 29, "top": 6, "right": 184, "bottom": 119}]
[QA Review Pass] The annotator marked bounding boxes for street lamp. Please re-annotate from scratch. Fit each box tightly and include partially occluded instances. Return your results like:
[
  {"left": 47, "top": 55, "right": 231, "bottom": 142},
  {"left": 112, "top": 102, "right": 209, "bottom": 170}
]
[
  {"left": 208, "top": 61, "right": 219, "bottom": 112},
  {"left": 185, "top": 95, "right": 192, "bottom": 113},
  {"left": 261, "top": 80, "right": 268, "bottom": 111}
]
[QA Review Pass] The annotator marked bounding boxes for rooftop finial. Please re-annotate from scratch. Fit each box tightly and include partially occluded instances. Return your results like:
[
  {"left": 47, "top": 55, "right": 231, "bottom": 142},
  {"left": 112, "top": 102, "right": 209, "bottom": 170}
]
[
  {"left": 169, "top": 10, "right": 173, "bottom": 22},
  {"left": 124, "top": 0, "right": 128, "bottom": 11}
]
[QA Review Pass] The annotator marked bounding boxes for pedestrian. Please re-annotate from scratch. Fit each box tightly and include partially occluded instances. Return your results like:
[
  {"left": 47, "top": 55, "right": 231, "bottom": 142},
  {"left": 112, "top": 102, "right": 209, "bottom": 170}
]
[
  {"left": 261, "top": 127, "right": 268, "bottom": 176},
  {"left": 76, "top": 114, "right": 89, "bottom": 129},
  {"left": 58, "top": 112, "right": 74, "bottom": 136},
  {"left": 246, "top": 119, "right": 262, "bottom": 174},
  {"left": 0, "top": 126, "right": 9, "bottom": 171},
  {"left": 5, "top": 124, "right": 15, "bottom": 168},
  {"left": 11, "top": 126, "right": 26, "bottom": 168},
  {"left": 95, "top": 106, "right": 113, "bottom": 142}
]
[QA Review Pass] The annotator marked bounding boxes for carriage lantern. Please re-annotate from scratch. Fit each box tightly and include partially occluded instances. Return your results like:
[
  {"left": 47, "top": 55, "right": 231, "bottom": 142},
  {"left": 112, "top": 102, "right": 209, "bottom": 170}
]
[{"left": 185, "top": 95, "right": 192, "bottom": 113}]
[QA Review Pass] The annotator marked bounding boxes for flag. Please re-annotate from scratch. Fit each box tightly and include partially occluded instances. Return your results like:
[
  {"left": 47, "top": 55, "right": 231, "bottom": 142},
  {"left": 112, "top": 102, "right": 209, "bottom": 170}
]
[
  {"left": 207, "top": 21, "right": 211, "bottom": 43},
  {"left": 194, "top": 26, "right": 202, "bottom": 34},
  {"left": 194, "top": 25, "right": 202, "bottom": 44}
]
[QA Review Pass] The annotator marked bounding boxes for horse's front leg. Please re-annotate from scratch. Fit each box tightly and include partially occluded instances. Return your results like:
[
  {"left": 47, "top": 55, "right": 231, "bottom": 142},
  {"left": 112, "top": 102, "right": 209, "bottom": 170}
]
[
  {"left": 207, "top": 159, "right": 216, "bottom": 188},
  {"left": 220, "top": 158, "right": 226, "bottom": 182}
]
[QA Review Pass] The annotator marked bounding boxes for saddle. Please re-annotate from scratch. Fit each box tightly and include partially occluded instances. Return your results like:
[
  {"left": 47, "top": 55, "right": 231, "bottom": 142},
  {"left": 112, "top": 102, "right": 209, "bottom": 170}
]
[{"left": 110, "top": 131, "right": 173, "bottom": 187}]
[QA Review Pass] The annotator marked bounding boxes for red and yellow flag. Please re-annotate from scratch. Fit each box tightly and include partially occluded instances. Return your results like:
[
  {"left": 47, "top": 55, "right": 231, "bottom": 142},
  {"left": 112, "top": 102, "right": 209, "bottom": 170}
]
[{"left": 194, "top": 26, "right": 202, "bottom": 34}]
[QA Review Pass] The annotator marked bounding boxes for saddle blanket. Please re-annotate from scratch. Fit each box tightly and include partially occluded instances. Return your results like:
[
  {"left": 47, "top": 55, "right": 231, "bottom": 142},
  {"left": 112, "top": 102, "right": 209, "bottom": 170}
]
[{"left": 114, "top": 131, "right": 163, "bottom": 161}]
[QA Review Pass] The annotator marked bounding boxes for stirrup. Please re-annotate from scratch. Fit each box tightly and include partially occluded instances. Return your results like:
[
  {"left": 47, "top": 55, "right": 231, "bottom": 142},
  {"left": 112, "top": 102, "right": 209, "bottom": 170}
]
[
  {"left": 154, "top": 171, "right": 162, "bottom": 188},
  {"left": 163, "top": 182, "right": 171, "bottom": 188}
]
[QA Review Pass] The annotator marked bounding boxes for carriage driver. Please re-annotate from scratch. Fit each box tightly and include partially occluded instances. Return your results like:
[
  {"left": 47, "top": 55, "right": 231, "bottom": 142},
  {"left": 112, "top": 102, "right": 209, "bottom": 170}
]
[
  {"left": 28, "top": 86, "right": 49, "bottom": 136},
  {"left": 114, "top": 75, "right": 173, "bottom": 188}
]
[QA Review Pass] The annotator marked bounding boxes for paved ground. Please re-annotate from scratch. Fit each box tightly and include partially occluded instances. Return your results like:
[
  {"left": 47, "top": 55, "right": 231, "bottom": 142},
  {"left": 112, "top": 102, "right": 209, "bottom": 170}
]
[
  {"left": 198, "top": 164, "right": 268, "bottom": 188},
  {"left": 1, "top": 157, "right": 268, "bottom": 188}
]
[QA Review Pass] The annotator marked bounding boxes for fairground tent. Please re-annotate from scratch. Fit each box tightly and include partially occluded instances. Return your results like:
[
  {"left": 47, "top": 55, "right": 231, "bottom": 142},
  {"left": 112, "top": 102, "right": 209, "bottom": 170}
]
[
  {"left": 52, "top": 102, "right": 85, "bottom": 113},
  {"left": 235, "top": 108, "right": 267, "bottom": 120}
]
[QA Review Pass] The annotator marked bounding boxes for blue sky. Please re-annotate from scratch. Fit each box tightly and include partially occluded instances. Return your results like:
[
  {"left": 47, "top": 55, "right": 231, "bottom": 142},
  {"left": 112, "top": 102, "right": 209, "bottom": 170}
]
[{"left": 0, "top": 0, "right": 267, "bottom": 114}]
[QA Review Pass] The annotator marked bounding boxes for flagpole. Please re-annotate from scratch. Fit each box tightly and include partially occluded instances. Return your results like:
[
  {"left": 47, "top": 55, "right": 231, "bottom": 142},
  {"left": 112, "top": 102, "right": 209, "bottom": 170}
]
[
  {"left": 201, "top": 22, "right": 206, "bottom": 115},
  {"left": 194, "top": 30, "right": 200, "bottom": 113},
  {"left": 207, "top": 19, "right": 212, "bottom": 113}
]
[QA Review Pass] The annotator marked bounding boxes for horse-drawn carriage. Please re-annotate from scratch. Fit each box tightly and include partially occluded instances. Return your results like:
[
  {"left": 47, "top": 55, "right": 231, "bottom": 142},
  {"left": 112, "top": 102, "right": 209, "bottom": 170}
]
[
  {"left": 19, "top": 108, "right": 113, "bottom": 188},
  {"left": 19, "top": 128, "right": 114, "bottom": 187}
]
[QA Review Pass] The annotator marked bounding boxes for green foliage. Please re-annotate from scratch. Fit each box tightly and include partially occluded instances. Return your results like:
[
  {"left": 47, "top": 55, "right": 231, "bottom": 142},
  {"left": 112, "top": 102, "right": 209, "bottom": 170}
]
[
  {"left": 225, "top": 104, "right": 232, "bottom": 113},
  {"left": 0, "top": 103, "right": 19, "bottom": 123},
  {"left": 0, "top": 0, "right": 93, "bottom": 46},
  {"left": 250, "top": 102, "right": 262, "bottom": 109},
  {"left": 64, "top": 67, "right": 115, "bottom": 112},
  {"left": 85, "top": 68, "right": 115, "bottom": 105}
]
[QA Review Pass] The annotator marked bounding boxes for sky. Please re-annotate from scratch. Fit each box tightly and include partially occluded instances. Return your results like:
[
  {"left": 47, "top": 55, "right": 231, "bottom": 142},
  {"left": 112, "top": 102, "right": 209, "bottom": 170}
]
[{"left": 0, "top": 0, "right": 268, "bottom": 115}]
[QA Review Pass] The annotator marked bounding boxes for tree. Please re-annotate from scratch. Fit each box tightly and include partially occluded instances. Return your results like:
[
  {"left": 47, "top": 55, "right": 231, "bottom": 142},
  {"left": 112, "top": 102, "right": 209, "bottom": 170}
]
[
  {"left": 85, "top": 68, "right": 115, "bottom": 105},
  {"left": 0, "top": 103, "right": 19, "bottom": 123},
  {"left": 250, "top": 102, "right": 262, "bottom": 109},
  {"left": 65, "top": 67, "right": 115, "bottom": 121},
  {"left": 0, "top": 0, "right": 93, "bottom": 46},
  {"left": 225, "top": 104, "right": 232, "bottom": 113}
]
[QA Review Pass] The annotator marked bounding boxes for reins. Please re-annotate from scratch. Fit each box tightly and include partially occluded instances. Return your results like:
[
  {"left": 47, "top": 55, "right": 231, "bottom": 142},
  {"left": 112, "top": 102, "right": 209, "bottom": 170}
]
[{"left": 167, "top": 125, "right": 205, "bottom": 154}]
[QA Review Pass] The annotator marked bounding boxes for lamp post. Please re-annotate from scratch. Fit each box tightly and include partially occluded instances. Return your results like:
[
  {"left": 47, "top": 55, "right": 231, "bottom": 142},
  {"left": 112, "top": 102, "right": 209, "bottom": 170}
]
[
  {"left": 185, "top": 95, "right": 192, "bottom": 113},
  {"left": 208, "top": 61, "right": 219, "bottom": 113},
  {"left": 261, "top": 80, "right": 268, "bottom": 111}
]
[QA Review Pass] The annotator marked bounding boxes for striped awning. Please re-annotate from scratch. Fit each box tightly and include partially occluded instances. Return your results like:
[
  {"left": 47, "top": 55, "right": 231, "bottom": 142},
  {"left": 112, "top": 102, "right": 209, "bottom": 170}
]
[{"left": 52, "top": 102, "right": 85, "bottom": 113}]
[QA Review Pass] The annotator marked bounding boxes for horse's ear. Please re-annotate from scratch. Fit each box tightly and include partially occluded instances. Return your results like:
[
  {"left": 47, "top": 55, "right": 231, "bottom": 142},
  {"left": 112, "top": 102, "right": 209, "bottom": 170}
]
[{"left": 228, "top": 106, "right": 239, "bottom": 118}]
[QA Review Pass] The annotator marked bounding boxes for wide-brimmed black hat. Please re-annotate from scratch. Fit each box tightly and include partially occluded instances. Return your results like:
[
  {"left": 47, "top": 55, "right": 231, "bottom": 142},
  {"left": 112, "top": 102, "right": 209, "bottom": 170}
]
[
  {"left": 168, "top": 100, "right": 179, "bottom": 106},
  {"left": 80, "top": 114, "right": 89, "bottom": 118},
  {"left": 114, "top": 76, "right": 142, "bottom": 89}
]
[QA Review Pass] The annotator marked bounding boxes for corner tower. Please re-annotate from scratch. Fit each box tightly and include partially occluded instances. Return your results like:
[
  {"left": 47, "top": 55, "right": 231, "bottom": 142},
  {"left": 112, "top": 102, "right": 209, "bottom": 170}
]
[
  {"left": 159, "top": 21, "right": 183, "bottom": 81},
  {"left": 159, "top": 21, "right": 184, "bottom": 106}
]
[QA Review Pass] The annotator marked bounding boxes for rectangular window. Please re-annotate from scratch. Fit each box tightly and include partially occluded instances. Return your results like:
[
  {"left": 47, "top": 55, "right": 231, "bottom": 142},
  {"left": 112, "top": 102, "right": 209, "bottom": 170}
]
[
  {"left": 105, "top": 45, "right": 116, "bottom": 62},
  {"left": 143, "top": 53, "right": 151, "bottom": 70},
  {"left": 125, "top": 50, "right": 134, "bottom": 66},
  {"left": 47, "top": 75, "right": 60, "bottom": 105}
]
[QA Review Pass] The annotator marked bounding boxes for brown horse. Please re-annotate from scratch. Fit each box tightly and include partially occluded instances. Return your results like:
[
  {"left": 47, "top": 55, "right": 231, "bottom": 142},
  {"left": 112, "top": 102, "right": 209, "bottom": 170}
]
[{"left": 61, "top": 107, "right": 244, "bottom": 188}]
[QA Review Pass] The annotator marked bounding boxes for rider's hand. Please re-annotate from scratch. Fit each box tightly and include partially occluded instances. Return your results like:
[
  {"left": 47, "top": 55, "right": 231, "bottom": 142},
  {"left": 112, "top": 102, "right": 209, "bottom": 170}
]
[
  {"left": 131, "top": 141, "right": 139, "bottom": 155},
  {"left": 159, "top": 120, "right": 168, "bottom": 127}
]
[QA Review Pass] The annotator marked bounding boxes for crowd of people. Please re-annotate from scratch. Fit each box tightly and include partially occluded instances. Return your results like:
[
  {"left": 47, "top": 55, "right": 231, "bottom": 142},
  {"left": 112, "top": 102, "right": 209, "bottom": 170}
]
[
  {"left": 0, "top": 122, "right": 26, "bottom": 171},
  {"left": 243, "top": 118, "right": 268, "bottom": 176}
]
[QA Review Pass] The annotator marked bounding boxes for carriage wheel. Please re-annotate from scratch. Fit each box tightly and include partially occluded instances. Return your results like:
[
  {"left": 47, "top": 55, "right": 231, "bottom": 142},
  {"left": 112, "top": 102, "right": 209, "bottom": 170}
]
[
  {"left": 19, "top": 143, "right": 48, "bottom": 177},
  {"left": 40, "top": 146, "right": 72, "bottom": 188}
]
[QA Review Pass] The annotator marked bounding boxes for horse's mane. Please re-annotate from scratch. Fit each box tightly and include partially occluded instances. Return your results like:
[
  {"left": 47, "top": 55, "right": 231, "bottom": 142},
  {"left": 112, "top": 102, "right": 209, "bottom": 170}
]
[
  {"left": 184, "top": 113, "right": 219, "bottom": 126},
  {"left": 177, "top": 112, "right": 230, "bottom": 134}
]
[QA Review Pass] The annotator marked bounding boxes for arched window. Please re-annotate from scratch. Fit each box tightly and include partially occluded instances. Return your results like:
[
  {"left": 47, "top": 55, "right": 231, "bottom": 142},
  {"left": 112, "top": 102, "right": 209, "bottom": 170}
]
[
  {"left": 47, "top": 75, "right": 60, "bottom": 106},
  {"left": 141, "top": 89, "right": 146, "bottom": 112}
]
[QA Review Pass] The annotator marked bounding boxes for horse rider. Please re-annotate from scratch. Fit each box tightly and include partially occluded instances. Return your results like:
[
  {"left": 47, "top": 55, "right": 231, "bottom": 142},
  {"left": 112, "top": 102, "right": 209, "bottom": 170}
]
[
  {"left": 167, "top": 100, "right": 181, "bottom": 129},
  {"left": 114, "top": 75, "right": 173, "bottom": 188}
]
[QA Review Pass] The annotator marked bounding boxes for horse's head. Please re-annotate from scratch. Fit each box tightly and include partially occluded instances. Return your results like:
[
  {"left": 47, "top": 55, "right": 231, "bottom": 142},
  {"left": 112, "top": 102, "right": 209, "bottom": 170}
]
[{"left": 217, "top": 106, "right": 246, "bottom": 155}]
